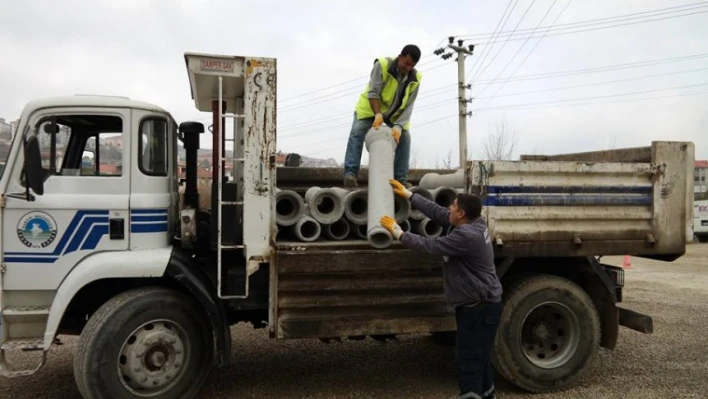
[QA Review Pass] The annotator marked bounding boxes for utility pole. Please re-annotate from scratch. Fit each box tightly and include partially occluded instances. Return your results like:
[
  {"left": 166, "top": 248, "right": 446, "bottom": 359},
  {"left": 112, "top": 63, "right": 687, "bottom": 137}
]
[{"left": 435, "top": 36, "right": 474, "bottom": 168}]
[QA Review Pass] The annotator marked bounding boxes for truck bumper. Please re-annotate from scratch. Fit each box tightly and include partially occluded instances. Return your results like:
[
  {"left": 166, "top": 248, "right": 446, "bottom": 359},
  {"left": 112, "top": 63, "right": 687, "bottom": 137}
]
[{"left": 618, "top": 307, "right": 653, "bottom": 334}]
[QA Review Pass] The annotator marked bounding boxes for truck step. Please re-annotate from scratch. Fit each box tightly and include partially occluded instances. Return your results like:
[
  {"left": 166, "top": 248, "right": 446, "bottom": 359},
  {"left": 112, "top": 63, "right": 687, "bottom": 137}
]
[
  {"left": 1, "top": 339, "right": 44, "bottom": 351},
  {"left": 2, "top": 306, "right": 50, "bottom": 317},
  {"left": 0, "top": 349, "right": 47, "bottom": 378}
]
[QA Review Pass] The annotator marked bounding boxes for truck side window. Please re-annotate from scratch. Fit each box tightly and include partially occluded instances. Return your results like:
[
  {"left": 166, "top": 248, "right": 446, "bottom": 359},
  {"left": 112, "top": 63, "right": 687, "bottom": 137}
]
[
  {"left": 139, "top": 118, "right": 168, "bottom": 176},
  {"left": 35, "top": 115, "right": 123, "bottom": 177},
  {"left": 81, "top": 134, "right": 123, "bottom": 176}
]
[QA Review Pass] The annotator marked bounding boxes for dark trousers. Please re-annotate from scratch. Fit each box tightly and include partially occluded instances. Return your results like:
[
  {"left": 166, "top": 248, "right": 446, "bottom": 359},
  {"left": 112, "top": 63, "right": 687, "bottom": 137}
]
[{"left": 455, "top": 302, "right": 503, "bottom": 399}]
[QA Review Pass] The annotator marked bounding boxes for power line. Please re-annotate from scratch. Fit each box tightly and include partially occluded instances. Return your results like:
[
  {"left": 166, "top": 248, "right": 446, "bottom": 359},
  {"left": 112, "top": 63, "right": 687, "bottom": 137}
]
[
  {"left": 279, "top": 59, "right": 452, "bottom": 112},
  {"left": 278, "top": 2, "right": 707, "bottom": 110},
  {"left": 299, "top": 90, "right": 708, "bottom": 157},
  {"left": 278, "top": 54, "right": 438, "bottom": 103},
  {"left": 279, "top": 37, "right": 451, "bottom": 104},
  {"left": 471, "top": 8, "right": 708, "bottom": 45},
  {"left": 466, "top": 0, "right": 517, "bottom": 82},
  {"left": 470, "top": 0, "right": 537, "bottom": 82},
  {"left": 194, "top": 52, "right": 708, "bottom": 125},
  {"left": 473, "top": 81, "right": 708, "bottom": 112},
  {"left": 475, "top": 0, "right": 573, "bottom": 108},
  {"left": 279, "top": 84, "right": 458, "bottom": 130},
  {"left": 457, "top": 2, "right": 708, "bottom": 42},
  {"left": 473, "top": 0, "right": 559, "bottom": 99},
  {"left": 475, "top": 65, "right": 708, "bottom": 100},
  {"left": 279, "top": 97, "right": 458, "bottom": 137},
  {"left": 280, "top": 52, "right": 708, "bottom": 130},
  {"left": 300, "top": 114, "right": 459, "bottom": 156},
  {"left": 473, "top": 52, "right": 708, "bottom": 84}
]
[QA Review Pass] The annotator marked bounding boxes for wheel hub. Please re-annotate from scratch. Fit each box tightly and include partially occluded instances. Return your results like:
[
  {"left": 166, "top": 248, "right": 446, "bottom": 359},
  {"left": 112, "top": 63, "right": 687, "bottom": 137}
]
[
  {"left": 118, "top": 320, "right": 189, "bottom": 397},
  {"left": 520, "top": 302, "right": 581, "bottom": 369}
]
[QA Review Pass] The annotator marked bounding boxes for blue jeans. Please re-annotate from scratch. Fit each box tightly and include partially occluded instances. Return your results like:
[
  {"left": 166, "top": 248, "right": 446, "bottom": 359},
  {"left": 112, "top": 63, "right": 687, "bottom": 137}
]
[
  {"left": 455, "top": 302, "right": 503, "bottom": 399},
  {"left": 343, "top": 113, "right": 411, "bottom": 182}
]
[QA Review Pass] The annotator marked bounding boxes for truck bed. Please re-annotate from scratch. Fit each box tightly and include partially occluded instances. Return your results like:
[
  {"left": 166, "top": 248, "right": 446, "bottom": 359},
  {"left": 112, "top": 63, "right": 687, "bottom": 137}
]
[
  {"left": 276, "top": 141, "right": 694, "bottom": 260},
  {"left": 273, "top": 240, "right": 452, "bottom": 340}
]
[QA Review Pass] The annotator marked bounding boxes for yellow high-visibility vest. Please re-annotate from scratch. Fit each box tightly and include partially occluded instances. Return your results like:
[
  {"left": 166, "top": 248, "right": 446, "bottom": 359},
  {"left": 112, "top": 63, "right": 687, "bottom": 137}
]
[{"left": 354, "top": 57, "right": 421, "bottom": 130}]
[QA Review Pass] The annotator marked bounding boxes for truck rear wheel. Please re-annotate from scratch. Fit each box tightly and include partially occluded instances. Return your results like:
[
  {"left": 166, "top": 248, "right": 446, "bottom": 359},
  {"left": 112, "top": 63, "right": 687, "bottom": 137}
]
[
  {"left": 492, "top": 274, "right": 600, "bottom": 393},
  {"left": 74, "top": 286, "right": 213, "bottom": 399}
]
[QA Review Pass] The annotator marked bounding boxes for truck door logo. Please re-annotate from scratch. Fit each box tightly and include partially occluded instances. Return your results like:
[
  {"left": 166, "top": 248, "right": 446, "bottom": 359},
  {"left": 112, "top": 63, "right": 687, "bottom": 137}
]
[{"left": 17, "top": 211, "right": 58, "bottom": 248}]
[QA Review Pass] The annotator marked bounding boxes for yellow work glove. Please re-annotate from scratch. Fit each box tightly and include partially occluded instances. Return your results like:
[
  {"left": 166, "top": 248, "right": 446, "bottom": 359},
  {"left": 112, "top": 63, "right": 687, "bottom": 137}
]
[
  {"left": 380, "top": 215, "right": 404, "bottom": 239},
  {"left": 389, "top": 178, "right": 412, "bottom": 199},
  {"left": 392, "top": 126, "right": 401, "bottom": 144},
  {"left": 372, "top": 113, "right": 384, "bottom": 130}
]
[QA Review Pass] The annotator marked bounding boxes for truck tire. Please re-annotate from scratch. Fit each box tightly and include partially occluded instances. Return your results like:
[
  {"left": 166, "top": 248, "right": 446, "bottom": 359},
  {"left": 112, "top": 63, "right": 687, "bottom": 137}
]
[
  {"left": 74, "top": 286, "right": 213, "bottom": 399},
  {"left": 492, "top": 274, "right": 600, "bottom": 393}
]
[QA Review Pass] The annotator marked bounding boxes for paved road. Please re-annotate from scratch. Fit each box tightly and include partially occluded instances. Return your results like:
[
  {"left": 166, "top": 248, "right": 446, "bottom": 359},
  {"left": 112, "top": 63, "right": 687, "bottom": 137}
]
[{"left": 1, "top": 245, "right": 707, "bottom": 399}]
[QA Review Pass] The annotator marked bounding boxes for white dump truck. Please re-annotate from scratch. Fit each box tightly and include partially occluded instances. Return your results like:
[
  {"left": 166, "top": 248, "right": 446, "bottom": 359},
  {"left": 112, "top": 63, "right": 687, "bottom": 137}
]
[{"left": 0, "top": 52, "right": 695, "bottom": 398}]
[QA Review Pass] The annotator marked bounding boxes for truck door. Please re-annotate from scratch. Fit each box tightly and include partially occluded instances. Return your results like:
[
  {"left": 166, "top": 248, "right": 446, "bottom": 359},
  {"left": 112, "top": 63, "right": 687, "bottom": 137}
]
[
  {"left": 2, "top": 109, "right": 131, "bottom": 290},
  {"left": 128, "top": 110, "right": 176, "bottom": 250}
]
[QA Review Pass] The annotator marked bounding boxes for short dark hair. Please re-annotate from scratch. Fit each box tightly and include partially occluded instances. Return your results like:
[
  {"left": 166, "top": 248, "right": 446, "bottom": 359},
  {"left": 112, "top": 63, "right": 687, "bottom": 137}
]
[
  {"left": 401, "top": 44, "right": 422, "bottom": 63},
  {"left": 456, "top": 194, "right": 482, "bottom": 219}
]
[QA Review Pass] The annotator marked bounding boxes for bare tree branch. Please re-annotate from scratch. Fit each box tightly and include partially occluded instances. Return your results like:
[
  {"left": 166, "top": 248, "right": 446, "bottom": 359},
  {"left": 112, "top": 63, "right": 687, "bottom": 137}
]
[{"left": 484, "top": 118, "right": 518, "bottom": 160}]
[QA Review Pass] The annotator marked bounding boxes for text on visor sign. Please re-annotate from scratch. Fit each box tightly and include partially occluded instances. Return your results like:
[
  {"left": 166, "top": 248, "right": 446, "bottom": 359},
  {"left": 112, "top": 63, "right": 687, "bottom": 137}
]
[{"left": 199, "top": 59, "right": 235, "bottom": 73}]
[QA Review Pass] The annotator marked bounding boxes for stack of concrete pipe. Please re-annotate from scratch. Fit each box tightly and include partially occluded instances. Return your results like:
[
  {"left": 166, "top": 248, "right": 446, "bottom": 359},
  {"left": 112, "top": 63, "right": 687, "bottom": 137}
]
[
  {"left": 275, "top": 183, "right": 452, "bottom": 243},
  {"left": 275, "top": 134, "right": 462, "bottom": 244}
]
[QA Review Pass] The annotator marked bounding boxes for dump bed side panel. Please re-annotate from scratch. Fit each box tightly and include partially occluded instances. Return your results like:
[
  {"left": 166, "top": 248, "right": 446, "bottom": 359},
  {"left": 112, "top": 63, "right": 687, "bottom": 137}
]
[
  {"left": 469, "top": 141, "right": 694, "bottom": 259},
  {"left": 273, "top": 241, "right": 453, "bottom": 339}
]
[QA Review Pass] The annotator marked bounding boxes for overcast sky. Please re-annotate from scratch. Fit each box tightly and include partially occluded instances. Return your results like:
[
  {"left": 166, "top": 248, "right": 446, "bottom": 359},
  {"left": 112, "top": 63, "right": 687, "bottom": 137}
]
[{"left": 1, "top": 0, "right": 707, "bottom": 166}]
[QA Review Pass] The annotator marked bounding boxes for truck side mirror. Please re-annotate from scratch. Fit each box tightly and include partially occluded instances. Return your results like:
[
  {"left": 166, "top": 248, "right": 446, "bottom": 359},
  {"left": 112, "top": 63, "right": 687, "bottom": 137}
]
[{"left": 24, "top": 135, "right": 44, "bottom": 196}]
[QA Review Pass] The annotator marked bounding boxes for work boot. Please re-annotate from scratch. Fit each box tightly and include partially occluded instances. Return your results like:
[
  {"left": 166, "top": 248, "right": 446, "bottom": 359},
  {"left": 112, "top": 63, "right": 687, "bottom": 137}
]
[{"left": 343, "top": 175, "right": 358, "bottom": 188}]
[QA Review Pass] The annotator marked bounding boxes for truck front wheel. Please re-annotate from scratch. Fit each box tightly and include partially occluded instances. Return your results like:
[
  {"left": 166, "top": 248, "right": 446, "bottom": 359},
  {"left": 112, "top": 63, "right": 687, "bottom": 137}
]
[
  {"left": 492, "top": 274, "right": 601, "bottom": 393},
  {"left": 74, "top": 286, "right": 213, "bottom": 399}
]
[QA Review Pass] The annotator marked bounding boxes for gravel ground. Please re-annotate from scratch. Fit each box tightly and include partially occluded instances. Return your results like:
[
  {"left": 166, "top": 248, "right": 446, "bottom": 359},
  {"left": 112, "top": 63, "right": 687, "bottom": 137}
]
[{"left": 1, "top": 244, "right": 707, "bottom": 399}]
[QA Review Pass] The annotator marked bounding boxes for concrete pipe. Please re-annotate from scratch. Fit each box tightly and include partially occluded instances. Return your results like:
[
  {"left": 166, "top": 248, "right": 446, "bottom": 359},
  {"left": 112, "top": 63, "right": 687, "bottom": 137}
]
[
  {"left": 411, "top": 217, "right": 443, "bottom": 238},
  {"left": 409, "top": 186, "right": 433, "bottom": 221},
  {"left": 323, "top": 217, "right": 351, "bottom": 241},
  {"left": 365, "top": 126, "right": 396, "bottom": 249},
  {"left": 419, "top": 169, "right": 464, "bottom": 190},
  {"left": 349, "top": 220, "right": 368, "bottom": 240},
  {"left": 394, "top": 194, "right": 411, "bottom": 223},
  {"left": 432, "top": 186, "right": 458, "bottom": 208},
  {"left": 305, "top": 186, "right": 345, "bottom": 225},
  {"left": 275, "top": 188, "right": 305, "bottom": 227},
  {"left": 344, "top": 189, "right": 368, "bottom": 225},
  {"left": 400, "top": 219, "right": 411, "bottom": 233},
  {"left": 293, "top": 214, "right": 322, "bottom": 242}
]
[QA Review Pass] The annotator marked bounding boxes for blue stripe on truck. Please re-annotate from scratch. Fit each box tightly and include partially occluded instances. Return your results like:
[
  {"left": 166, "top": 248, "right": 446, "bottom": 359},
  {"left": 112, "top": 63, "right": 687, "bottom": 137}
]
[
  {"left": 483, "top": 185, "right": 653, "bottom": 207},
  {"left": 487, "top": 186, "right": 652, "bottom": 194},
  {"left": 484, "top": 195, "right": 652, "bottom": 207}
]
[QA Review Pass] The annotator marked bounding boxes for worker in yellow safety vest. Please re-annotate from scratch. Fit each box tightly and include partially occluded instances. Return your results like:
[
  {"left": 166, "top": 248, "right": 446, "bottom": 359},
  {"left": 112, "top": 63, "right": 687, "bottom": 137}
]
[{"left": 342, "top": 44, "right": 422, "bottom": 188}]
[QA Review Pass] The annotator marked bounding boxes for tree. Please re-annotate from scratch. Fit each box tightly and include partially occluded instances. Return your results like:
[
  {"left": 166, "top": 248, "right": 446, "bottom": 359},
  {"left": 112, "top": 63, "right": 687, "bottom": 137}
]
[
  {"left": 442, "top": 150, "right": 453, "bottom": 170},
  {"left": 484, "top": 118, "right": 518, "bottom": 161}
]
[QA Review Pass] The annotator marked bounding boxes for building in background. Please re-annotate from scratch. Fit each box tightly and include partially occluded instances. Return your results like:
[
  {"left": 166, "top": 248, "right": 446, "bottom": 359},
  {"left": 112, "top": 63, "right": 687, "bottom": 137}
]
[{"left": 696, "top": 160, "right": 708, "bottom": 198}]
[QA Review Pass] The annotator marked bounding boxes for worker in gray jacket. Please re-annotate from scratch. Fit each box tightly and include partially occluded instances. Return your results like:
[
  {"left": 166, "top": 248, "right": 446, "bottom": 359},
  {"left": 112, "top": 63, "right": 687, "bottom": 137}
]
[{"left": 381, "top": 179, "right": 503, "bottom": 399}]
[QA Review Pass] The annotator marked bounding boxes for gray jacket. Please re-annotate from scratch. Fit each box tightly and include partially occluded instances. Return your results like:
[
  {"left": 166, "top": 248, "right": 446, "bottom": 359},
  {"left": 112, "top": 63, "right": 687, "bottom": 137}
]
[{"left": 400, "top": 194, "right": 503, "bottom": 309}]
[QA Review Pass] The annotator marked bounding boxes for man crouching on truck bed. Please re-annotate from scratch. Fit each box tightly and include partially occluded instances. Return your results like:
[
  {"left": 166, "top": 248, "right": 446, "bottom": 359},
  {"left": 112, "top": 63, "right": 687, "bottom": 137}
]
[{"left": 381, "top": 179, "right": 503, "bottom": 399}]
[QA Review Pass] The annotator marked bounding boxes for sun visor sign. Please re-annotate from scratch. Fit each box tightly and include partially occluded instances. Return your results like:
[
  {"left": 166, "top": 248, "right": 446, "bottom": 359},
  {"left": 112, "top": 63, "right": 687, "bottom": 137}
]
[{"left": 17, "top": 211, "right": 58, "bottom": 249}]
